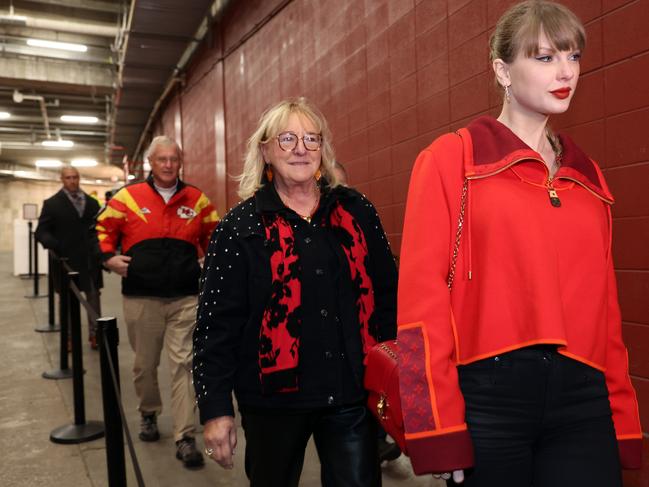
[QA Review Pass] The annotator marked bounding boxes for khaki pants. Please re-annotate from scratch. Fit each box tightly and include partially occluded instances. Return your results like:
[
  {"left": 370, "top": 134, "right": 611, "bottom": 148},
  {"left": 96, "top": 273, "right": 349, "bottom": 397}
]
[{"left": 123, "top": 295, "right": 198, "bottom": 442}]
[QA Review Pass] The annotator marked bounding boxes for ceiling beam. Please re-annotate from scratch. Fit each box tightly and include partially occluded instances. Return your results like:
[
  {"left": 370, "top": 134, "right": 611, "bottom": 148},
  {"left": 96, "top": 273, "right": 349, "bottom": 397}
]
[
  {"left": 14, "top": 0, "right": 123, "bottom": 14},
  {"left": 0, "top": 15, "right": 119, "bottom": 37},
  {"left": 0, "top": 57, "right": 114, "bottom": 92}
]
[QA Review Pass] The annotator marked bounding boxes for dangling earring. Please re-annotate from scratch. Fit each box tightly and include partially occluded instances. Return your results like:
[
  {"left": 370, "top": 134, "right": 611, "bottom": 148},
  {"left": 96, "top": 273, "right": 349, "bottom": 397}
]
[
  {"left": 504, "top": 84, "right": 511, "bottom": 103},
  {"left": 314, "top": 168, "right": 322, "bottom": 182},
  {"left": 265, "top": 164, "right": 273, "bottom": 182}
]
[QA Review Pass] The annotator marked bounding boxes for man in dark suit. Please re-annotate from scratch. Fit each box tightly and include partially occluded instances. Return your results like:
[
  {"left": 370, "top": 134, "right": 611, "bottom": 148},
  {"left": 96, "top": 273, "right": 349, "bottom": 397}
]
[{"left": 36, "top": 166, "right": 103, "bottom": 349}]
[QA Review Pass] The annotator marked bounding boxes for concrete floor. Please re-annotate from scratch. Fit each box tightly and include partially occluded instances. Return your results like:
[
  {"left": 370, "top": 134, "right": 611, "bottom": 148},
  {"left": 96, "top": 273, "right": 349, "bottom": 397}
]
[{"left": 0, "top": 251, "right": 443, "bottom": 487}]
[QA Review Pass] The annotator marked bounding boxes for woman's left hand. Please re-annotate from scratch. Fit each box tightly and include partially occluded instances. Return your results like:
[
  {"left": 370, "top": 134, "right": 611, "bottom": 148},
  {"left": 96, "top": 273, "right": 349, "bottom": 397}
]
[{"left": 203, "top": 415, "right": 237, "bottom": 469}]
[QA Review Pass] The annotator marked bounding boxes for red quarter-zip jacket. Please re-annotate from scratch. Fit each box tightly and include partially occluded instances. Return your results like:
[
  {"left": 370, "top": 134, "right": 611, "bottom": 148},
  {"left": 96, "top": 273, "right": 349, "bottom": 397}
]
[{"left": 397, "top": 116, "right": 642, "bottom": 474}]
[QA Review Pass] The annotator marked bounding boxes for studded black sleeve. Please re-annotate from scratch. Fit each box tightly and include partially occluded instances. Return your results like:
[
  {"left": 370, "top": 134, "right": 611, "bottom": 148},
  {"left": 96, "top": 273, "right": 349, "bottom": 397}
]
[{"left": 192, "top": 220, "right": 249, "bottom": 422}]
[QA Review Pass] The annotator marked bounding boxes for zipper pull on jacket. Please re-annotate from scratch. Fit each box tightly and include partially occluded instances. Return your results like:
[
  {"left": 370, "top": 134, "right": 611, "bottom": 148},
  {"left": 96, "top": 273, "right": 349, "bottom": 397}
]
[{"left": 547, "top": 183, "right": 562, "bottom": 207}]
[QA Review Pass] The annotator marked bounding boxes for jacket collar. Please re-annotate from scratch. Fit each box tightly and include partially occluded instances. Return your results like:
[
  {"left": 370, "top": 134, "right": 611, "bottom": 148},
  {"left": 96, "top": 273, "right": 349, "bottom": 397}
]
[
  {"left": 146, "top": 174, "right": 185, "bottom": 193},
  {"left": 463, "top": 116, "right": 613, "bottom": 202},
  {"left": 254, "top": 181, "right": 285, "bottom": 215}
]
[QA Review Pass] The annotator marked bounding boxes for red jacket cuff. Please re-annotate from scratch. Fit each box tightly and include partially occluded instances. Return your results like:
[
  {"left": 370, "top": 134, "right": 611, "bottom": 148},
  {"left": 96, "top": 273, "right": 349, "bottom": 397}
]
[
  {"left": 618, "top": 438, "right": 643, "bottom": 469},
  {"left": 406, "top": 429, "right": 474, "bottom": 475}
]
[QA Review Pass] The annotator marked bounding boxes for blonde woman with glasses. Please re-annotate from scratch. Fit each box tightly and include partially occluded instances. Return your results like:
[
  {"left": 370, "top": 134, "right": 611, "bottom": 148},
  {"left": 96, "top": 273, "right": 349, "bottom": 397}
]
[{"left": 193, "top": 97, "right": 397, "bottom": 487}]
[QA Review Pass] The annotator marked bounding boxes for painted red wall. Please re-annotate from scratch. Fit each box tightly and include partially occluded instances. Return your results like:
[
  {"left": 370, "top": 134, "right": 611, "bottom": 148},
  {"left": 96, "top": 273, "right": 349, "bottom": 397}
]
[{"left": 153, "top": 1, "right": 649, "bottom": 482}]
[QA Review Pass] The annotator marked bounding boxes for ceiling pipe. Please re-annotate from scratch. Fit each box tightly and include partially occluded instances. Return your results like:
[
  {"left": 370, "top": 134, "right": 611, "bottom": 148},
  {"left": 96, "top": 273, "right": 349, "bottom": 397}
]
[
  {"left": 0, "top": 12, "right": 118, "bottom": 37},
  {"left": 127, "top": 0, "right": 294, "bottom": 164},
  {"left": 12, "top": 89, "right": 54, "bottom": 139},
  {"left": 15, "top": 0, "right": 122, "bottom": 15}
]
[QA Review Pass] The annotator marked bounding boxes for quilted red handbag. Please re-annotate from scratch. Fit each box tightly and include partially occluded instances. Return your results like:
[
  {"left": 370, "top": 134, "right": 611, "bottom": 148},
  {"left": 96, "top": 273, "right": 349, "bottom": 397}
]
[
  {"left": 364, "top": 340, "right": 407, "bottom": 452},
  {"left": 364, "top": 178, "right": 468, "bottom": 456}
]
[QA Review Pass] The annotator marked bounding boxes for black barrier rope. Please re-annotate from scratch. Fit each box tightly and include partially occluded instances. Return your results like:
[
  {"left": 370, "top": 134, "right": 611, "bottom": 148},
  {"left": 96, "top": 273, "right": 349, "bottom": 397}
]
[
  {"left": 68, "top": 280, "right": 100, "bottom": 325},
  {"left": 100, "top": 322, "right": 146, "bottom": 487}
]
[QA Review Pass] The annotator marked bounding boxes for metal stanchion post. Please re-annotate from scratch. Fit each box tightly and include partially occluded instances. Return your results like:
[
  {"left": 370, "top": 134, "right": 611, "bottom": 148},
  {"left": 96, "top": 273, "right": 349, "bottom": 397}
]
[
  {"left": 97, "top": 317, "right": 126, "bottom": 486},
  {"left": 20, "top": 221, "right": 34, "bottom": 280},
  {"left": 35, "top": 252, "right": 60, "bottom": 332},
  {"left": 50, "top": 272, "right": 104, "bottom": 444},
  {"left": 25, "top": 226, "right": 46, "bottom": 298},
  {"left": 28, "top": 221, "right": 33, "bottom": 277},
  {"left": 42, "top": 258, "right": 73, "bottom": 379}
]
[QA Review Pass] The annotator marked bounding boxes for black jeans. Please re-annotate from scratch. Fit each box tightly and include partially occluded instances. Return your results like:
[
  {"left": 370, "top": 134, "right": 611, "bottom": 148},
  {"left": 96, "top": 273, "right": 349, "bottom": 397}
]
[
  {"left": 451, "top": 346, "right": 622, "bottom": 487},
  {"left": 241, "top": 404, "right": 380, "bottom": 487}
]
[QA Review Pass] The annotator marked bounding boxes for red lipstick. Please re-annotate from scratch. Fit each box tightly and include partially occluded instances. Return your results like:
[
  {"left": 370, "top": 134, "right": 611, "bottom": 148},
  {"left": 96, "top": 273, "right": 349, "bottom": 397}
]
[{"left": 551, "top": 87, "right": 571, "bottom": 99}]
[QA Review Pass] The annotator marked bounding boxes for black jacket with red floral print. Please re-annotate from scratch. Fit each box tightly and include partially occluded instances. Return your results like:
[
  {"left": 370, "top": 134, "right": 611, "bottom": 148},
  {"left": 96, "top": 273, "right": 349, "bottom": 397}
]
[{"left": 193, "top": 182, "right": 397, "bottom": 422}]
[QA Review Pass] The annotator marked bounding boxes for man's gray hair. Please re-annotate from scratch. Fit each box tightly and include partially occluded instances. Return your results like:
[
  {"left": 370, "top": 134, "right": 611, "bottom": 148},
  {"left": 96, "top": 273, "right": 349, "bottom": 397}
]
[{"left": 144, "top": 135, "right": 182, "bottom": 162}]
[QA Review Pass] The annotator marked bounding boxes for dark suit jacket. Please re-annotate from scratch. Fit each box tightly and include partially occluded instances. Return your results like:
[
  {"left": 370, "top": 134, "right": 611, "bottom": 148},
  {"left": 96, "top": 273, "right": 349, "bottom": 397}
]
[{"left": 35, "top": 189, "right": 103, "bottom": 292}]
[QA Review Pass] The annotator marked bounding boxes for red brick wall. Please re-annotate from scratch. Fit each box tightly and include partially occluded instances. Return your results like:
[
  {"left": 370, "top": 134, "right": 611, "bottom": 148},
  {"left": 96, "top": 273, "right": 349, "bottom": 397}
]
[{"left": 153, "top": 1, "right": 649, "bottom": 482}]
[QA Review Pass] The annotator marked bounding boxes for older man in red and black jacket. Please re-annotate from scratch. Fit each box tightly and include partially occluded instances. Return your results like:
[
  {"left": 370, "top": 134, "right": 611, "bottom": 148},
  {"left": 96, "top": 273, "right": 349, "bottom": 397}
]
[{"left": 97, "top": 135, "right": 218, "bottom": 469}]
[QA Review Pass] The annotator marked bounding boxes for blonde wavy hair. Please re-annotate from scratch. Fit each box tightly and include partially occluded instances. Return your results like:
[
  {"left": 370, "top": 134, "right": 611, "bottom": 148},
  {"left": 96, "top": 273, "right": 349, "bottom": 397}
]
[{"left": 237, "top": 97, "right": 339, "bottom": 200}]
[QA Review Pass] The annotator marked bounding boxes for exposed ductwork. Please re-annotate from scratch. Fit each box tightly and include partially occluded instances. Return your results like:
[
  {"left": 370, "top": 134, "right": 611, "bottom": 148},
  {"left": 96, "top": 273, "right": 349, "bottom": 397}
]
[
  {"left": 0, "top": 1, "right": 125, "bottom": 184},
  {"left": 12, "top": 89, "right": 60, "bottom": 139},
  {"left": 111, "top": 0, "right": 227, "bottom": 165}
]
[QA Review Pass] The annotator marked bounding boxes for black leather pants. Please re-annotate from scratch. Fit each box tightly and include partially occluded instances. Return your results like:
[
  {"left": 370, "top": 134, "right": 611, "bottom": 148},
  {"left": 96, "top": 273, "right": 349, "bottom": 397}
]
[{"left": 241, "top": 404, "right": 381, "bottom": 487}]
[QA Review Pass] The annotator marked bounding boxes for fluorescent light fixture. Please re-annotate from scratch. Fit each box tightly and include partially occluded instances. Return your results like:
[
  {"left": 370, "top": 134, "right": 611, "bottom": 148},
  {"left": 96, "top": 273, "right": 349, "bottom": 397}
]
[
  {"left": 0, "top": 111, "right": 10, "bottom": 119},
  {"left": 95, "top": 179, "right": 102, "bottom": 184},
  {"left": 127, "top": 174, "right": 135, "bottom": 180},
  {"left": 27, "top": 38, "right": 87, "bottom": 52},
  {"left": 60, "top": 115, "right": 99, "bottom": 124},
  {"left": 35, "top": 159, "right": 63, "bottom": 168},
  {"left": 42, "top": 139, "right": 74, "bottom": 147},
  {"left": 71, "top": 158, "right": 98, "bottom": 167}
]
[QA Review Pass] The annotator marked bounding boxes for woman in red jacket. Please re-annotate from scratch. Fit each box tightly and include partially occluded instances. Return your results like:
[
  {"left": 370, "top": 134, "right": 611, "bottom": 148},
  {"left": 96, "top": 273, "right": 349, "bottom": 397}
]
[{"left": 397, "top": 2, "right": 642, "bottom": 486}]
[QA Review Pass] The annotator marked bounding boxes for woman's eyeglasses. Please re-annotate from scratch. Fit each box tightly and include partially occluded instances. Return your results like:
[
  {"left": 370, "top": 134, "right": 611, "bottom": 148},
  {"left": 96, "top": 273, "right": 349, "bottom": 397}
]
[{"left": 276, "top": 131, "right": 322, "bottom": 152}]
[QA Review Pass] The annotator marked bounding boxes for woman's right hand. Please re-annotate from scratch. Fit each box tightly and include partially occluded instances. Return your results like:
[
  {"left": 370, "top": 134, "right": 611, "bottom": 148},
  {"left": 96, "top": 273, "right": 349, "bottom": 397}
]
[
  {"left": 203, "top": 416, "right": 237, "bottom": 469},
  {"left": 434, "top": 470, "right": 465, "bottom": 483}
]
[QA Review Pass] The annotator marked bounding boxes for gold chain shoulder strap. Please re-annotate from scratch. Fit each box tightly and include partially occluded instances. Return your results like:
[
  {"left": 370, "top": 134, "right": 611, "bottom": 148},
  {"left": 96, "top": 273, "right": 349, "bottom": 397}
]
[{"left": 446, "top": 178, "right": 469, "bottom": 290}]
